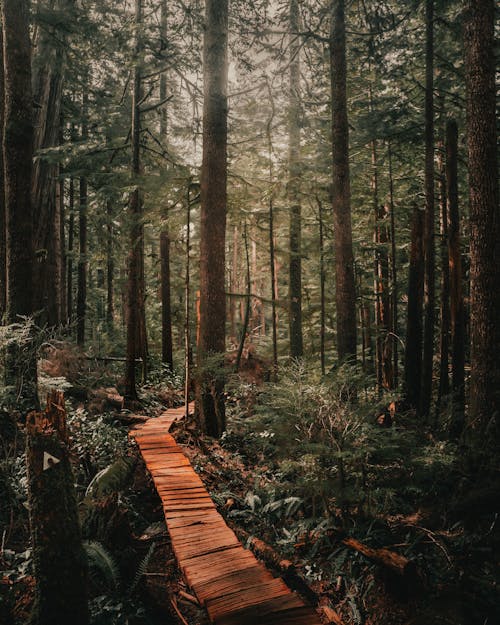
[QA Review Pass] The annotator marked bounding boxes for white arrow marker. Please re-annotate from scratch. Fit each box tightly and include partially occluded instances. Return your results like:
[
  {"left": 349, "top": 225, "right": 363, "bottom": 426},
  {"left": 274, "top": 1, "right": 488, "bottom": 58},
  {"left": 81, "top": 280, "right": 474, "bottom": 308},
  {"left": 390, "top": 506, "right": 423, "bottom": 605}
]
[{"left": 43, "top": 452, "right": 61, "bottom": 471}]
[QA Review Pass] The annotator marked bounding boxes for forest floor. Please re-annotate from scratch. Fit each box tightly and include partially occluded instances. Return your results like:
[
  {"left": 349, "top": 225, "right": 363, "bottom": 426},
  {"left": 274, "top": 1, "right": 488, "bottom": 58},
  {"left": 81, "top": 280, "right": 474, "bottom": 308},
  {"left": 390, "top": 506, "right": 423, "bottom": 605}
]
[{"left": 1, "top": 344, "right": 499, "bottom": 625}]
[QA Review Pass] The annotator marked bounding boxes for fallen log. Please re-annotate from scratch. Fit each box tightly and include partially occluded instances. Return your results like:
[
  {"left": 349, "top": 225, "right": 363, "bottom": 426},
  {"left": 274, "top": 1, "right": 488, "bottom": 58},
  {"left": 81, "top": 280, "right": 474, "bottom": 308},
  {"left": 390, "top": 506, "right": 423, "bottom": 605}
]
[
  {"left": 234, "top": 528, "right": 346, "bottom": 625},
  {"left": 327, "top": 529, "right": 416, "bottom": 579}
]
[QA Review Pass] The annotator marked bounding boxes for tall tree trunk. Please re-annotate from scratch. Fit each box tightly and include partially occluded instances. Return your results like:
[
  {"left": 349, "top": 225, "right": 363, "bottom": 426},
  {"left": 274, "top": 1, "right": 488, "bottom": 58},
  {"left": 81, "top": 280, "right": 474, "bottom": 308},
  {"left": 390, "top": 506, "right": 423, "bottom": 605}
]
[
  {"left": 464, "top": 0, "right": 499, "bottom": 443},
  {"left": 420, "top": 0, "right": 435, "bottom": 419},
  {"left": 59, "top": 170, "right": 67, "bottom": 324},
  {"left": 436, "top": 138, "right": 450, "bottom": 418},
  {"left": 236, "top": 222, "right": 251, "bottom": 371},
  {"left": 2, "top": 0, "right": 38, "bottom": 408},
  {"left": 376, "top": 204, "right": 393, "bottom": 390},
  {"left": 106, "top": 199, "right": 114, "bottom": 329},
  {"left": 66, "top": 177, "right": 74, "bottom": 324},
  {"left": 195, "top": 0, "right": 228, "bottom": 437},
  {"left": 160, "top": 230, "right": 173, "bottom": 369},
  {"left": 404, "top": 206, "right": 425, "bottom": 411},
  {"left": 159, "top": 0, "right": 173, "bottom": 368},
  {"left": 388, "top": 140, "right": 398, "bottom": 387},
  {"left": 32, "top": 0, "right": 73, "bottom": 326},
  {"left": 318, "top": 196, "right": 326, "bottom": 376},
  {"left": 266, "top": 83, "right": 278, "bottom": 379},
  {"left": 330, "top": 0, "right": 357, "bottom": 363},
  {"left": 230, "top": 225, "right": 238, "bottom": 342},
  {"left": 26, "top": 391, "right": 89, "bottom": 625},
  {"left": 288, "top": 0, "right": 303, "bottom": 359},
  {"left": 446, "top": 119, "right": 465, "bottom": 436},
  {"left": 76, "top": 166, "right": 87, "bottom": 347},
  {"left": 124, "top": 0, "right": 144, "bottom": 402},
  {"left": 0, "top": 25, "right": 5, "bottom": 323}
]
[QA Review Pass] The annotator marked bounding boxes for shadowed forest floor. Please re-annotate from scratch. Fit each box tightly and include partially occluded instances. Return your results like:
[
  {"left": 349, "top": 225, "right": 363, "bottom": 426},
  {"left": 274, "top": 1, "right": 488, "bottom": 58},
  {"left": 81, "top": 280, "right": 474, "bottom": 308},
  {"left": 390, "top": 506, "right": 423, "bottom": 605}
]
[{"left": 1, "top": 347, "right": 499, "bottom": 625}]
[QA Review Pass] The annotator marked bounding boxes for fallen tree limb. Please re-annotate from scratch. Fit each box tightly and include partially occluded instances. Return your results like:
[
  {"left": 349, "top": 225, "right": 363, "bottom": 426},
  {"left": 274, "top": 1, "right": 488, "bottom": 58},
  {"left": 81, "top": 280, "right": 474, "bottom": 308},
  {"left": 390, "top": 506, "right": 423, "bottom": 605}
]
[{"left": 327, "top": 529, "right": 417, "bottom": 579}]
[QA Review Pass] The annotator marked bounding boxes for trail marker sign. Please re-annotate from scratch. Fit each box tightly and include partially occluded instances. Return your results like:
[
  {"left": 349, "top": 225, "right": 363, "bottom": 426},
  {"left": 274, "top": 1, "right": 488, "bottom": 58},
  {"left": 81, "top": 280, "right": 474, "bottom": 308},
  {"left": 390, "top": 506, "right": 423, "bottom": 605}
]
[{"left": 43, "top": 452, "right": 61, "bottom": 471}]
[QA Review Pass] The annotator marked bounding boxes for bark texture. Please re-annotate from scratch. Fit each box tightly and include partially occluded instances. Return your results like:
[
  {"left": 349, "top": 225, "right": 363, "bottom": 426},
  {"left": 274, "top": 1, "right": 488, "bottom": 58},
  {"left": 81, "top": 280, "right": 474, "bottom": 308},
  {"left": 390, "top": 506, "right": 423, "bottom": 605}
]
[
  {"left": 330, "top": 0, "right": 357, "bottom": 363},
  {"left": 421, "top": 0, "right": 435, "bottom": 419},
  {"left": 446, "top": 119, "right": 465, "bottom": 435},
  {"left": 288, "top": 0, "right": 303, "bottom": 358},
  {"left": 161, "top": 230, "right": 173, "bottom": 369},
  {"left": 2, "top": 0, "right": 38, "bottom": 407},
  {"left": 464, "top": 0, "right": 500, "bottom": 442},
  {"left": 196, "top": 0, "right": 228, "bottom": 437},
  {"left": 26, "top": 391, "right": 89, "bottom": 625},
  {"left": 404, "top": 207, "right": 425, "bottom": 411}
]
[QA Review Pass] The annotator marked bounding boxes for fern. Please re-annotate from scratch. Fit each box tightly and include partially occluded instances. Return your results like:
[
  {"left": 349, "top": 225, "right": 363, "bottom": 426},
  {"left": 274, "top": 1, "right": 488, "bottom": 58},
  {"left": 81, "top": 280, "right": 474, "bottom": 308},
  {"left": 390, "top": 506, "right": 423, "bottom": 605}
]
[
  {"left": 129, "top": 541, "right": 155, "bottom": 594},
  {"left": 84, "top": 540, "right": 121, "bottom": 592}
]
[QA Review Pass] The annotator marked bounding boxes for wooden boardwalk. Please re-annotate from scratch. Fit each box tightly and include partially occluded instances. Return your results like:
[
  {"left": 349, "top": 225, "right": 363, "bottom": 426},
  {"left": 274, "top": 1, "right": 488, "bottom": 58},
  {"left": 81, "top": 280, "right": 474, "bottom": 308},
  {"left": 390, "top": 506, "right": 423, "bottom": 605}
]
[{"left": 130, "top": 404, "right": 323, "bottom": 625}]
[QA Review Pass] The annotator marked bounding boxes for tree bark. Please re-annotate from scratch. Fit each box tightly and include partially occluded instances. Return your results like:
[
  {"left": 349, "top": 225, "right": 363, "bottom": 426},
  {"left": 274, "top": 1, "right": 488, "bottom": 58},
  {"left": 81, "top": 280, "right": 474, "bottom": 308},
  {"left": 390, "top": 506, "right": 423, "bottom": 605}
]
[
  {"left": 330, "top": 0, "right": 357, "bottom": 363},
  {"left": 436, "top": 138, "right": 450, "bottom": 419},
  {"left": 160, "top": 230, "right": 173, "bottom": 369},
  {"left": 404, "top": 207, "right": 425, "bottom": 411},
  {"left": 195, "top": 0, "right": 228, "bottom": 437},
  {"left": 26, "top": 391, "right": 89, "bottom": 625},
  {"left": 0, "top": 25, "right": 5, "bottom": 322},
  {"left": 32, "top": 0, "right": 74, "bottom": 327},
  {"left": 388, "top": 140, "right": 398, "bottom": 388},
  {"left": 288, "top": 0, "right": 303, "bottom": 359},
  {"left": 446, "top": 119, "right": 465, "bottom": 436},
  {"left": 420, "top": 0, "right": 435, "bottom": 419},
  {"left": 125, "top": 0, "right": 147, "bottom": 402},
  {"left": 106, "top": 200, "right": 114, "bottom": 330},
  {"left": 464, "top": 0, "right": 500, "bottom": 443},
  {"left": 318, "top": 196, "right": 326, "bottom": 376},
  {"left": 76, "top": 171, "right": 87, "bottom": 347},
  {"left": 66, "top": 177, "right": 74, "bottom": 324},
  {"left": 2, "top": 0, "right": 38, "bottom": 408}
]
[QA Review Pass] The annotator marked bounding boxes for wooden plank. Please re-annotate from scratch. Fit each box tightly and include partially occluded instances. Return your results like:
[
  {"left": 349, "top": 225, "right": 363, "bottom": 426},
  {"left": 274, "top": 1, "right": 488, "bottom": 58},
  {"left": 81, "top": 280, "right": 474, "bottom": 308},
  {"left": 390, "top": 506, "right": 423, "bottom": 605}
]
[{"left": 132, "top": 403, "right": 323, "bottom": 625}]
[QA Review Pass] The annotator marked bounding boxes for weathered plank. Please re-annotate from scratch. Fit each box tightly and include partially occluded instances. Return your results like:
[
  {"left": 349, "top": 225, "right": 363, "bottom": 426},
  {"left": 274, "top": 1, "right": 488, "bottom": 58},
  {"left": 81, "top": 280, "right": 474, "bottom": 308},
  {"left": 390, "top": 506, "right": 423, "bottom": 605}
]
[{"left": 130, "top": 403, "right": 322, "bottom": 625}]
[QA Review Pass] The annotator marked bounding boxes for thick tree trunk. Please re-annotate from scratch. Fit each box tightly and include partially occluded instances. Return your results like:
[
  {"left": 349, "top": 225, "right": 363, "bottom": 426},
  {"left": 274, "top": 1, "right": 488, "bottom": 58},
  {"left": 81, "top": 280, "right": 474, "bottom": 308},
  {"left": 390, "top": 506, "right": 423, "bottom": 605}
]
[
  {"left": 32, "top": 0, "right": 73, "bottom": 327},
  {"left": 26, "top": 391, "right": 89, "bottom": 625},
  {"left": 288, "top": 0, "right": 303, "bottom": 359},
  {"left": 420, "top": 0, "right": 435, "bottom": 419},
  {"left": 404, "top": 207, "right": 425, "bottom": 411},
  {"left": 159, "top": 0, "right": 173, "bottom": 369},
  {"left": 195, "top": 0, "right": 228, "bottom": 437},
  {"left": 0, "top": 26, "right": 5, "bottom": 322},
  {"left": 330, "top": 0, "right": 357, "bottom": 363},
  {"left": 124, "top": 0, "right": 144, "bottom": 403},
  {"left": 160, "top": 230, "right": 173, "bottom": 369},
  {"left": 2, "top": 0, "right": 38, "bottom": 408},
  {"left": 446, "top": 119, "right": 465, "bottom": 436},
  {"left": 464, "top": 0, "right": 500, "bottom": 443}
]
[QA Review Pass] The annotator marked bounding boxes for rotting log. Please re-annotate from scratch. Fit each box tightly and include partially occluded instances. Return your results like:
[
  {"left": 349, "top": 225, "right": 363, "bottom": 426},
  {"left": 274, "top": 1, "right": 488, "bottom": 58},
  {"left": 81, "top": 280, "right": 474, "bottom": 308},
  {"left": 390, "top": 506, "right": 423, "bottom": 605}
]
[{"left": 26, "top": 390, "right": 89, "bottom": 625}]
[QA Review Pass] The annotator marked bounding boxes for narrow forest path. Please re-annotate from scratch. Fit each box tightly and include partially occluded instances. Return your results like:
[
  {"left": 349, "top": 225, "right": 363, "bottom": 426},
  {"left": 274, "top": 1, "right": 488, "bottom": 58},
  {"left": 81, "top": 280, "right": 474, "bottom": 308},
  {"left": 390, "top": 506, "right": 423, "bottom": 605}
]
[{"left": 130, "top": 403, "right": 323, "bottom": 625}]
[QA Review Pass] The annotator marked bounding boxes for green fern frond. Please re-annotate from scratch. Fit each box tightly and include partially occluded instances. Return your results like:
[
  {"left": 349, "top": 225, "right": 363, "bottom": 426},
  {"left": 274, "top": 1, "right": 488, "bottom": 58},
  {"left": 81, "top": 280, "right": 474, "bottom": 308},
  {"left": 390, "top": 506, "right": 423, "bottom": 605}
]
[{"left": 84, "top": 540, "right": 121, "bottom": 592}]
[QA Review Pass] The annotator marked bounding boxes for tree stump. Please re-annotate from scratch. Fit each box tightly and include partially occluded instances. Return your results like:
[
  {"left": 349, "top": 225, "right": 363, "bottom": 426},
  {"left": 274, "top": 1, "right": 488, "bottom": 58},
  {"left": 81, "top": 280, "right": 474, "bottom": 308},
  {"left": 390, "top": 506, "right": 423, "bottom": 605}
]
[{"left": 26, "top": 390, "right": 89, "bottom": 625}]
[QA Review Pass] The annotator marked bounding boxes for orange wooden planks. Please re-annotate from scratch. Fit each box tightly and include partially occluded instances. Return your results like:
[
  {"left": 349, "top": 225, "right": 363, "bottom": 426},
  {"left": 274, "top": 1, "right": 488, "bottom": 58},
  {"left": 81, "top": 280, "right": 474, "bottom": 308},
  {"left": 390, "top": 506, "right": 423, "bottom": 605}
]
[{"left": 131, "top": 403, "right": 322, "bottom": 625}]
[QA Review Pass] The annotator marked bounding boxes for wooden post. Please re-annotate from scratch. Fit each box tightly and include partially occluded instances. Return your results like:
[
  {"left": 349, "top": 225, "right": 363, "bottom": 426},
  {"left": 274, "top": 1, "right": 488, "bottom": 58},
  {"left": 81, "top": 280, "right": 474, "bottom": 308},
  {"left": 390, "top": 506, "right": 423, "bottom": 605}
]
[{"left": 26, "top": 390, "right": 89, "bottom": 625}]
